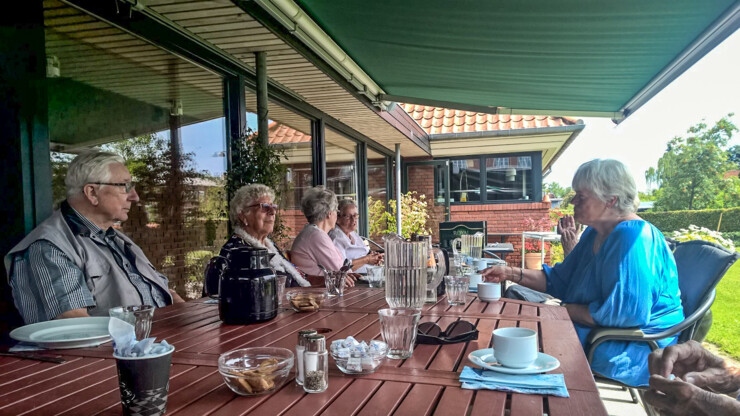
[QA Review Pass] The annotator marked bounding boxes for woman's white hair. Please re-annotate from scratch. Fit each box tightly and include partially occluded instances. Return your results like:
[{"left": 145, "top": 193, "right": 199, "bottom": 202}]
[
  {"left": 229, "top": 183, "right": 276, "bottom": 227},
  {"left": 572, "top": 159, "right": 639, "bottom": 215},
  {"left": 337, "top": 198, "right": 357, "bottom": 215},
  {"left": 301, "top": 186, "right": 338, "bottom": 224},
  {"left": 65, "top": 150, "right": 125, "bottom": 199}
]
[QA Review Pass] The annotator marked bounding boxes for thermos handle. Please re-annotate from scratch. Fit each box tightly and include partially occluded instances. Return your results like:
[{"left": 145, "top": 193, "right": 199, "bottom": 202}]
[{"left": 204, "top": 255, "right": 228, "bottom": 298}]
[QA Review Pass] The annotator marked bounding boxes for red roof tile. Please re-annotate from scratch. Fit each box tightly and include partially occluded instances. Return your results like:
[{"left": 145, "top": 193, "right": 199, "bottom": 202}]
[
  {"left": 401, "top": 104, "right": 578, "bottom": 135},
  {"left": 266, "top": 121, "right": 311, "bottom": 144}
]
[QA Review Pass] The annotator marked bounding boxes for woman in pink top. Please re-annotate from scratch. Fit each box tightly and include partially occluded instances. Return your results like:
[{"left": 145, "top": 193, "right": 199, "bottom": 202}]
[{"left": 290, "top": 186, "right": 355, "bottom": 287}]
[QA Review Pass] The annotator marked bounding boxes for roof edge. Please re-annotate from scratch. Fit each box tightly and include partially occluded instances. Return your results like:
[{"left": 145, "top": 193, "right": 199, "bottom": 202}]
[{"left": 429, "top": 123, "right": 585, "bottom": 141}]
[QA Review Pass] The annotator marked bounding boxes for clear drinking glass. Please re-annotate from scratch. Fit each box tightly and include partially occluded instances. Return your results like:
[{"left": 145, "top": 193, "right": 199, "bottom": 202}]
[
  {"left": 444, "top": 275, "right": 470, "bottom": 306},
  {"left": 323, "top": 270, "right": 347, "bottom": 297},
  {"left": 109, "top": 305, "right": 155, "bottom": 340},
  {"left": 366, "top": 265, "right": 385, "bottom": 288},
  {"left": 378, "top": 308, "right": 421, "bottom": 359},
  {"left": 276, "top": 274, "right": 288, "bottom": 305}
]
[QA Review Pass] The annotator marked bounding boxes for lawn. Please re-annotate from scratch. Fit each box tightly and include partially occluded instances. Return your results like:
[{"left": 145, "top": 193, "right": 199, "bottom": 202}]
[{"left": 705, "top": 258, "right": 740, "bottom": 359}]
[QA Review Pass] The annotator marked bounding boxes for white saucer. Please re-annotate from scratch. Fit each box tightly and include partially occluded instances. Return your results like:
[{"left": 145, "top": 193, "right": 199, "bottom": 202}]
[
  {"left": 468, "top": 348, "right": 560, "bottom": 374},
  {"left": 478, "top": 296, "right": 500, "bottom": 302}
]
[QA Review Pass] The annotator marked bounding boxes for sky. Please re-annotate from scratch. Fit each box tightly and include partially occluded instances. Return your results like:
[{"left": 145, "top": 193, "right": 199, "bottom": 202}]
[{"left": 545, "top": 30, "right": 740, "bottom": 192}]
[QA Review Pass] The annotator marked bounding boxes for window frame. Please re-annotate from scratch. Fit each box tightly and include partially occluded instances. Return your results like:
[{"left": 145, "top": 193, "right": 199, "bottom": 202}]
[{"left": 434, "top": 151, "right": 542, "bottom": 205}]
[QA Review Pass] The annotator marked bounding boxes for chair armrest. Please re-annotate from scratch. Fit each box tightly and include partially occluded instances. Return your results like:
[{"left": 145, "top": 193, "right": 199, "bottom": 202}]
[{"left": 584, "top": 290, "right": 717, "bottom": 364}]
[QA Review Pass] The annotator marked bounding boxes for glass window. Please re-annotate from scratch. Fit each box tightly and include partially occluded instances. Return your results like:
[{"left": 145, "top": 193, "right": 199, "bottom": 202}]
[
  {"left": 45, "top": 7, "right": 228, "bottom": 298},
  {"left": 325, "top": 128, "right": 357, "bottom": 202},
  {"left": 46, "top": 7, "right": 227, "bottom": 300},
  {"left": 367, "top": 148, "right": 387, "bottom": 205},
  {"left": 450, "top": 158, "right": 481, "bottom": 202},
  {"left": 486, "top": 156, "right": 533, "bottom": 201},
  {"left": 246, "top": 98, "right": 313, "bottom": 211}
]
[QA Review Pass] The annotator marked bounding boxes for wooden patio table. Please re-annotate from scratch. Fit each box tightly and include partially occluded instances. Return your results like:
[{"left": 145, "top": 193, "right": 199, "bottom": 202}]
[{"left": 0, "top": 288, "right": 607, "bottom": 415}]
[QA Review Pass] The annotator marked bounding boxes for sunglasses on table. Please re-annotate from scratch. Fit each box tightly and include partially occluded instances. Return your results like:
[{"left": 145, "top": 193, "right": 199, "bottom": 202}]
[
  {"left": 246, "top": 203, "right": 279, "bottom": 213},
  {"left": 416, "top": 320, "right": 478, "bottom": 345}
]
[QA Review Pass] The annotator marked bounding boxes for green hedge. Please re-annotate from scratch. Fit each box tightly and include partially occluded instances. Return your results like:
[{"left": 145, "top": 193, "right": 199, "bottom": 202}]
[{"left": 641, "top": 207, "right": 740, "bottom": 233}]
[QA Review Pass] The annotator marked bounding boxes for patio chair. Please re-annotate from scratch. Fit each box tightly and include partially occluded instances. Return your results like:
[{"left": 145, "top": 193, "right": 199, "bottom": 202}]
[{"left": 583, "top": 240, "right": 739, "bottom": 410}]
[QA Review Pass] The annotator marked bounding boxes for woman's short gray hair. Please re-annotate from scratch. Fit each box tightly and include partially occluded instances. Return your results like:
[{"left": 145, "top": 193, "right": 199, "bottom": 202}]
[
  {"left": 572, "top": 159, "right": 639, "bottom": 215},
  {"left": 301, "top": 186, "right": 338, "bottom": 224},
  {"left": 229, "top": 183, "right": 276, "bottom": 227},
  {"left": 65, "top": 150, "right": 125, "bottom": 198},
  {"left": 337, "top": 198, "right": 357, "bottom": 215}
]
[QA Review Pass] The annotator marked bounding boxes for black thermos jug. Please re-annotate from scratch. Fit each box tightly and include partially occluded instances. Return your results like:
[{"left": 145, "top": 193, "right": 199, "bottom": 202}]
[{"left": 207, "top": 246, "right": 278, "bottom": 324}]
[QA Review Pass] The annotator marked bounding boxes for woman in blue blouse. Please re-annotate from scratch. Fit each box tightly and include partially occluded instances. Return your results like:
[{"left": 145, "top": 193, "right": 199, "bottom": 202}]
[{"left": 483, "top": 159, "right": 684, "bottom": 386}]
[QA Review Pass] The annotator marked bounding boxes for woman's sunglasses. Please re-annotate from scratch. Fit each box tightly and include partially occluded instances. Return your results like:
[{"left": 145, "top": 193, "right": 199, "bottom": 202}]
[
  {"left": 246, "top": 203, "right": 279, "bottom": 213},
  {"left": 416, "top": 320, "right": 478, "bottom": 345}
]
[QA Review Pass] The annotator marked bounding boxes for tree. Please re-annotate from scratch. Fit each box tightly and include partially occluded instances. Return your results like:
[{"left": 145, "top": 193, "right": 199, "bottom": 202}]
[
  {"left": 647, "top": 115, "right": 738, "bottom": 211},
  {"left": 544, "top": 182, "right": 571, "bottom": 198}
]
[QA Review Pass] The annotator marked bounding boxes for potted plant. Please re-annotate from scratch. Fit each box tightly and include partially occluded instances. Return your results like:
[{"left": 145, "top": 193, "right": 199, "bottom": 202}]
[{"left": 523, "top": 240, "right": 549, "bottom": 270}]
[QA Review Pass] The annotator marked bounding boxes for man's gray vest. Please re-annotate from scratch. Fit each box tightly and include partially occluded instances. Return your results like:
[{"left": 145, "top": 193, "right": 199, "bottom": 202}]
[{"left": 4, "top": 209, "right": 172, "bottom": 317}]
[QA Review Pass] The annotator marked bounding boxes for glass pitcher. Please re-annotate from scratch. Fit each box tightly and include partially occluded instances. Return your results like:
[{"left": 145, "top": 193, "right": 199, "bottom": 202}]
[
  {"left": 383, "top": 233, "right": 428, "bottom": 309},
  {"left": 413, "top": 235, "right": 446, "bottom": 303},
  {"left": 452, "top": 232, "right": 484, "bottom": 260}
]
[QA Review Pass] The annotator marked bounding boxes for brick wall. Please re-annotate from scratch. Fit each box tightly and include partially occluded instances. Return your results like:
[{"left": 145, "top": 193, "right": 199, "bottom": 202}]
[{"left": 405, "top": 160, "right": 553, "bottom": 267}]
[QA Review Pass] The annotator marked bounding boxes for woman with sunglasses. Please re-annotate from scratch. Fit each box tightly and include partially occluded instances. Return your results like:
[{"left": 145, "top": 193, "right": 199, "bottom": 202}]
[
  {"left": 220, "top": 184, "right": 309, "bottom": 287},
  {"left": 329, "top": 199, "right": 383, "bottom": 273}
]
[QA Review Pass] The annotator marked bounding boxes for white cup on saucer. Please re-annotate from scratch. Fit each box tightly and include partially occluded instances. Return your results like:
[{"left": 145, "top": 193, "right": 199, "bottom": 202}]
[
  {"left": 473, "top": 258, "right": 487, "bottom": 272},
  {"left": 493, "top": 327, "right": 538, "bottom": 368},
  {"left": 468, "top": 273, "right": 483, "bottom": 288},
  {"left": 477, "top": 282, "right": 500, "bottom": 301}
]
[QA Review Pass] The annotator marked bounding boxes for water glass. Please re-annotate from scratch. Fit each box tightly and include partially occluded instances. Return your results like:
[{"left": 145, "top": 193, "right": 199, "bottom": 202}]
[
  {"left": 444, "top": 275, "right": 470, "bottom": 306},
  {"left": 276, "top": 274, "right": 288, "bottom": 305},
  {"left": 378, "top": 308, "right": 421, "bottom": 359},
  {"left": 109, "top": 305, "right": 155, "bottom": 340},
  {"left": 324, "top": 270, "right": 347, "bottom": 297},
  {"left": 366, "top": 265, "right": 385, "bottom": 288}
]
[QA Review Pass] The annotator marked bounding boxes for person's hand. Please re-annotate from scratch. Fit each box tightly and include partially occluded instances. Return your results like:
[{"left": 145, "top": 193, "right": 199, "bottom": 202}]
[
  {"left": 170, "top": 289, "right": 186, "bottom": 303},
  {"left": 344, "top": 273, "right": 358, "bottom": 287},
  {"left": 649, "top": 340, "right": 738, "bottom": 394},
  {"left": 481, "top": 265, "right": 509, "bottom": 283},
  {"left": 367, "top": 252, "right": 383, "bottom": 265},
  {"left": 644, "top": 375, "right": 740, "bottom": 416},
  {"left": 557, "top": 215, "right": 580, "bottom": 256}
]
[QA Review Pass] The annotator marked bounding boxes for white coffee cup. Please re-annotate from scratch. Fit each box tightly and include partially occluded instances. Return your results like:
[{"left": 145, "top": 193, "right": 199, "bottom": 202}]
[
  {"left": 493, "top": 327, "right": 538, "bottom": 368},
  {"left": 477, "top": 282, "right": 501, "bottom": 301},
  {"left": 473, "top": 259, "right": 487, "bottom": 272},
  {"left": 468, "top": 273, "right": 483, "bottom": 287}
]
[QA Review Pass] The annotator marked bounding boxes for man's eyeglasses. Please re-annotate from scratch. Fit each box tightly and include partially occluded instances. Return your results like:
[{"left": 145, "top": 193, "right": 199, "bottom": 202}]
[
  {"left": 91, "top": 181, "right": 136, "bottom": 193},
  {"left": 416, "top": 320, "right": 478, "bottom": 345},
  {"left": 340, "top": 214, "right": 360, "bottom": 220},
  {"left": 246, "top": 203, "right": 279, "bottom": 213}
]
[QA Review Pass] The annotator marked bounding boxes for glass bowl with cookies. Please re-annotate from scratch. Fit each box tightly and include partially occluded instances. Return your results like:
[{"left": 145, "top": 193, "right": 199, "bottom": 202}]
[{"left": 218, "top": 347, "right": 294, "bottom": 396}]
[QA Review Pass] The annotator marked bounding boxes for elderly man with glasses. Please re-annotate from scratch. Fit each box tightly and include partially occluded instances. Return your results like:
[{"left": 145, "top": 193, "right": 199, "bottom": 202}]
[{"left": 4, "top": 150, "right": 184, "bottom": 325}]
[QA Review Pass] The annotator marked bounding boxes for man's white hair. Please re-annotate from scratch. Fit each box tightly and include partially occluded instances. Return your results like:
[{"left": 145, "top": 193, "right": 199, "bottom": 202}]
[
  {"left": 572, "top": 159, "right": 639, "bottom": 216},
  {"left": 65, "top": 150, "right": 125, "bottom": 198}
]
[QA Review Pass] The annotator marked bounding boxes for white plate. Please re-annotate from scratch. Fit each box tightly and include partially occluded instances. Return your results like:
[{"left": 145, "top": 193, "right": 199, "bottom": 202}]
[
  {"left": 468, "top": 348, "right": 560, "bottom": 374},
  {"left": 10, "top": 317, "right": 112, "bottom": 350}
]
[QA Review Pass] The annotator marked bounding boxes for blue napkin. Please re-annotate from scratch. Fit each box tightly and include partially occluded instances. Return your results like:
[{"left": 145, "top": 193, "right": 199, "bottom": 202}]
[{"left": 459, "top": 366, "right": 569, "bottom": 397}]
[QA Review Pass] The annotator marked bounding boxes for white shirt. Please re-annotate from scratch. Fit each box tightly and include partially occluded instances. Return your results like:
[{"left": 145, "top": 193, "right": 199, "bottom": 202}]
[{"left": 329, "top": 227, "right": 370, "bottom": 273}]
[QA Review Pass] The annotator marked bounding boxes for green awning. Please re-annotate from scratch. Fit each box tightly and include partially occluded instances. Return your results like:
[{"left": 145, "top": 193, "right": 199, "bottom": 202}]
[{"left": 292, "top": 0, "right": 739, "bottom": 120}]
